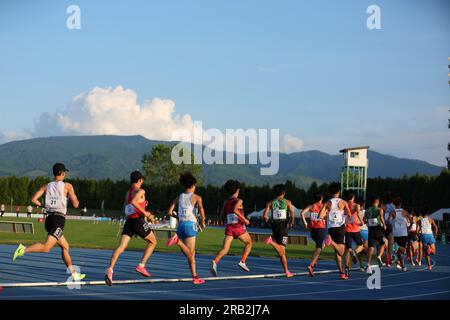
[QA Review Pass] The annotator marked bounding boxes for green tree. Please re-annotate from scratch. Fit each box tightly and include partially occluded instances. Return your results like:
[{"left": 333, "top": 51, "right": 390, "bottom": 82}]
[{"left": 142, "top": 144, "right": 203, "bottom": 186}]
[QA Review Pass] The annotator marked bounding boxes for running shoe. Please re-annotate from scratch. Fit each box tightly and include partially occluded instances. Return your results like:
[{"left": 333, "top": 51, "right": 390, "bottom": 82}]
[
  {"left": 359, "top": 266, "right": 365, "bottom": 272},
  {"left": 324, "top": 235, "right": 332, "bottom": 247},
  {"left": 428, "top": 265, "right": 433, "bottom": 271},
  {"left": 377, "top": 257, "right": 385, "bottom": 268},
  {"left": 344, "top": 266, "right": 350, "bottom": 277},
  {"left": 72, "top": 272, "right": 86, "bottom": 281},
  {"left": 264, "top": 236, "right": 274, "bottom": 245},
  {"left": 411, "top": 261, "right": 416, "bottom": 266},
  {"left": 193, "top": 276, "right": 205, "bottom": 285},
  {"left": 307, "top": 265, "right": 315, "bottom": 277},
  {"left": 238, "top": 261, "right": 250, "bottom": 272},
  {"left": 286, "top": 271, "right": 295, "bottom": 278},
  {"left": 402, "top": 266, "right": 407, "bottom": 272},
  {"left": 166, "top": 234, "right": 179, "bottom": 246},
  {"left": 339, "top": 272, "right": 348, "bottom": 280},
  {"left": 105, "top": 268, "right": 113, "bottom": 287},
  {"left": 351, "top": 251, "right": 358, "bottom": 265},
  {"left": 136, "top": 265, "right": 151, "bottom": 277},
  {"left": 210, "top": 261, "right": 218, "bottom": 276},
  {"left": 417, "top": 261, "right": 422, "bottom": 266},
  {"left": 396, "top": 262, "right": 402, "bottom": 269},
  {"left": 366, "top": 265, "right": 373, "bottom": 274},
  {"left": 12, "top": 244, "right": 25, "bottom": 261}
]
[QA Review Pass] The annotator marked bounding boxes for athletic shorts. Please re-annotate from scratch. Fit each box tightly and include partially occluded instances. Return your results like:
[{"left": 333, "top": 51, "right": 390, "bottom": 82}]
[
  {"left": 271, "top": 220, "right": 289, "bottom": 246},
  {"left": 360, "top": 229, "right": 369, "bottom": 242},
  {"left": 408, "top": 233, "right": 419, "bottom": 243},
  {"left": 311, "top": 228, "right": 326, "bottom": 248},
  {"left": 177, "top": 221, "right": 198, "bottom": 240},
  {"left": 328, "top": 225, "right": 345, "bottom": 245},
  {"left": 225, "top": 223, "right": 246, "bottom": 239},
  {"left": 394, "top": 236, "right": 408, "bottom": 248},
  {"left": 345, "top": 232, "right": 363, "bottom": 249},
  {"left": 368, "top": 226, "right": 385, "bottom": 248},
  {"left": 421, "top": 234, "right": 436, "bottom": 246},
  {"left": 45, "top": 214, "right": 65, "bottom": 240},
  {"left": 122, "top": 217, "right": 153, "bottom": 239},
  {"left": 384, "top": 224, "right": 393, "bottom": 238}
]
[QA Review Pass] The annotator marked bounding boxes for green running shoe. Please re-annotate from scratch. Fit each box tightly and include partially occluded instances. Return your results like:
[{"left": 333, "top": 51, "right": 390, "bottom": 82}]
[
  {"left": 12, "top": 244, "right": 25, "bottom": 261},
  {"left": 72, "top": 273, "right": 86, "bottom": 281}
]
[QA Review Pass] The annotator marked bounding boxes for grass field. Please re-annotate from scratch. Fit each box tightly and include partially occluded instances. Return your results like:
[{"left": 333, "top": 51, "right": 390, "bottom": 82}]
[{"left": 0, "top": 217, "right": 336, "bottom": 260}]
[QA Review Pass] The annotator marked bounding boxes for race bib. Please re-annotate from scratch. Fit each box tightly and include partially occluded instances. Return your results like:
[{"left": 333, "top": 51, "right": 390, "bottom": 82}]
[
  {"left": 179, "top": 208, "right": 187, "bottom": 219},
  {"left": 273, "top": 209, "right": 287, "bottom": 220},
  {"left": 368, "top": 218, "right": 378, "bottom": 227},
  {"left": 124, "top": 204, "right": 135, "bottom": 217},
  {"left": 348, "top": 216, "right": 354, "bottom": 224},
  {"left": 330, "top": 212, "right": 343, "bottom": 223},
  {"left": 227, "top": 213, "right": 239, "bottom": 224},
  {"left": 310, "top": 212, "right": 321, "bottom": 221}
]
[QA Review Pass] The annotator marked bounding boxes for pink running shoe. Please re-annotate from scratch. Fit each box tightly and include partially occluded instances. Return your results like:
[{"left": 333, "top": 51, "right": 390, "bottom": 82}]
[
  {"left": 324, "top": 235, "right": 332, "bottom": 247},
  {"left": 136, "top": 265, "right": 151, "bottom": 277},
  {"left": 166, "top": 234, "right": 179, "bottom": 246},
  {"left": 286, "top": 271, "right": 295, "bottom": 278},
  {"left": 428, "top": 265, "right": 433, "bottom": 271},
  {"left": 264, "top": 236, "right": 274, "bottom": 245},
  {"left": 193, "top": 277, "right": 205, "bottom": 285},
  {"left": 307, "top": 265, "right": 315, "bottom": 277},
  {"left": 105, "top": 268, "right": 113, "bottom": 287}
]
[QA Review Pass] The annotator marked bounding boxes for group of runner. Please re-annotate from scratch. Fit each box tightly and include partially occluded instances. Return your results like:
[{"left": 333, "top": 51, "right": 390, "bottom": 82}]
[
  {"left": 301, "top": 183, "right": 438, "bottom": 280},
  {"left": 11, "top": 163, "right": 439, "bottom": 286}
]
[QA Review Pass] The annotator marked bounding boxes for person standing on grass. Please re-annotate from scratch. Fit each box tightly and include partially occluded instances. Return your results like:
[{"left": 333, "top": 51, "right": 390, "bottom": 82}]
[
  {"left": 210, "top": 180, "right": 253, "bottom": 276},
  {"left": 16, "top": 206, "right": 20, "bottom": 217},
  {"left": 0, "top": 203, "right": 4, "bottom": 217},
  {"left": 364, "top": 195, "right": 387, "bottom": 274},
  {"left": 12, "top": 163, "right": 86, "bottom": 281},
  {"left": 262, "top": 184, "right": 295, "bottom": 278},
  {"left": 166, "top": 172, "right": 206, "bottom": 285},
  {"left": 27, "top": 205, "right": 33, "bottom": 218},
  {"left": 105, "top": 170, "right": 157, "bottom": 286},
  {"left": 318, "top": 183, "right": 353, "bottom": 280},
  {"left": 343, "top": 191, "right": 366, "bottom": 275},
  {"left": 301, "top": 192, "right": 329, "bottom": 277}
]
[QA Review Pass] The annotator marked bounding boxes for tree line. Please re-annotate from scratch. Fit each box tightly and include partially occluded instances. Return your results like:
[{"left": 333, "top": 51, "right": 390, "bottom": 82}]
[{"left": 0, "top": 170, "right": 449, "bottom": 217}]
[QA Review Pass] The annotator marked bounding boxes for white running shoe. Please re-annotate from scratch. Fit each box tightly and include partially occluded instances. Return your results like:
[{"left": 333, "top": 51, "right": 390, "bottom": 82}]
[
  {"left": 210, "top": 261, "right": 218, "bottom": 277},
  {"left": 366, "top": 265, "right": 373, "bottom": 274},
  {"left": 238, "top": 261, "right": 250, "bottom": 272}
]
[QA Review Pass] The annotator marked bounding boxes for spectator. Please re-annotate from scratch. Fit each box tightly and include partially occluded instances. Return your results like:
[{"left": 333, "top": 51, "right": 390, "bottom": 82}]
[
  {"left": 27, "top": 205, "right": 33, "bottom": 218},
  {"left": 16, "top": 206, "right": 20, "bottom": 217},
  {"left": 0, "top": 203, "right": 4, "bottom": 217}
]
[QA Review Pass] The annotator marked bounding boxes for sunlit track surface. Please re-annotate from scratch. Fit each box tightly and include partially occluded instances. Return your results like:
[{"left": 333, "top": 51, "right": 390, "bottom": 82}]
[{"left": 0, "top": 244, "right": 449, "bottom": 300}]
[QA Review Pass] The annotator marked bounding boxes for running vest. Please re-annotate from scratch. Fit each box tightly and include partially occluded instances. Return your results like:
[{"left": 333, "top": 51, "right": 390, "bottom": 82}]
[
  {"left": 45, "top": 181, "right": 67, "bottom": 215},
  {"left": 392, "top": 208, "right": 408, "bottom": 237},
  {"left": 310, "top": 202, "right": 325, "bottom": 229},
  {"left": 345, "top": 201, "right": 360, "bottom": 233},
  {"left": 178, "top": 192, "right": 197, "bottom": 222},
  {"left": 327, "top": 198, "right": 345, "bottom": 228},
  {"left": 365, "top": 206, "right": 382, "bottom": 227},
  {"left": 409, "top": 219, "right": 417, "bottom": 234},
  {"left": 421, "top": 217, "right": 433, "bottom": 235},
  {"left": 124, "top": 188, "right": 146, "bottom": 219},
  {"left": 271, "top": 198, "right": 288, "bottom": 221},
  {"left": 225, "top": 198, "right": 244, "bottom": 225},
  {"left": 384, "top": 203, "right": 395, "bottom": 225}
]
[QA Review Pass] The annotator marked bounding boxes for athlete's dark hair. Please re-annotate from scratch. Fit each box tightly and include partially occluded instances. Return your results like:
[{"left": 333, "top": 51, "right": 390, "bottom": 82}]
[
  {"left": 419, "top": 205, "right": 430, "bottom": 217},
  {"left": 393, "top": 197, "right": 402, "bottom": 207},
  {"left": 179, "top": 172, "right": 197, "bottom": 189},
  {"left": 355, "top": 196, "right": 365, "bottom": 206},
  {"left": 344, "top": 191, "right": 355, "bottom": 201},
  {"left": 273, "top": 184, "right": 286, "bottom": 197},
  {"left": 329, "top": 182, "right": 341, "bottom": 195},
  {"left": 385, "top": 191, "right": 394, "bottom": 203},
  {"left": 313, "top": 192, "right": 323, "bottom": 203},
  {"left": 130, "top": 170, "right": 145, "bottom": 183},
  {"left": 224, "top": 179, "right": 241, "bottom": 195},
  {"left": 370, "top": 194, "right": 380, "bottom": 204}
]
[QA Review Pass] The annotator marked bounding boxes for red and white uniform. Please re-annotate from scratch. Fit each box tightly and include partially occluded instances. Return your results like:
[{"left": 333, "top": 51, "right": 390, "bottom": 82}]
[
  {"left": 124, "top": 188, "right": 146, "bottom": 219},
  {"left": 224, "top": 198, "right": 246, "bottom": 239},
  {"left": 345, "top": 201, "right": 361, "bottom": 233},
  {"left": 309, "top": 203, "right": 325, "bottom": 229}
]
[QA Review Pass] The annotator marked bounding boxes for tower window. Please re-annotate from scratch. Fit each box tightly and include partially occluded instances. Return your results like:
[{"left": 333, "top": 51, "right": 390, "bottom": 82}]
[{"left": 350, "top": 152, "right": 359, "bottom": 158}]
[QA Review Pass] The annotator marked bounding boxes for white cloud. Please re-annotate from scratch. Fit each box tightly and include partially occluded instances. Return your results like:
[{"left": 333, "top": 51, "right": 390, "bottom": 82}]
[
  {"left": 281, "top": 134, "right": 304, "bottom": 153},
  {"left": 0, "top": 130, "right": 32, "bottom": 144}
]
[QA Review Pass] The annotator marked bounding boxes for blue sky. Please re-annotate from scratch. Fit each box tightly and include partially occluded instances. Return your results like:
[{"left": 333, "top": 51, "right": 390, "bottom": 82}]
[{"left": 0, "top": 0, "right": 449, "bottom": 165}]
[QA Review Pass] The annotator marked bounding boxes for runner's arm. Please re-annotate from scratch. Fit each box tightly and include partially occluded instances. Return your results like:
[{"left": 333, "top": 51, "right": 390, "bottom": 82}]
[
  {"left": 356, "top": 204, "right": 364, "bottom": 225},
  {"left": 431, "top": 218, "right": 438, "bottom": 237},
  {"left": 232, "top": 200, "right": 249, "bottom": 224},
  {"left": 380, "top": 208, "right": 386, "bottom": 229},
  {"left": 131, "top": 189, "right": 149, "bottom": 217},
  {"left": 31, "top": 184, "right": 47, "bottom": 207},
  {"left": 167, "top": 197, "right": 178, "bottom": 216},
  {"left": 66, "top": 183, "right": 79, "bottom": 209},
  {"left": 300, "top": 205, "right": 311, "bottom": 228},
  {"left": 319, "top": 202, "right": 329, "bottom": 220},
  {"left": 262, "top": 202, "right": 271, "bottom": 222},
  {"left": 286, "top": 200, "right": 295, "bottom": 227},
  {"left": 196, "top": 195, "right": 206, "bottom": 228}
]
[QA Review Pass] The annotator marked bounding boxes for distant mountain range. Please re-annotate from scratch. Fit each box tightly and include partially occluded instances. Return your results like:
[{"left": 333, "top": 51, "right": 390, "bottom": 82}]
[{"left": 0, "top": 135, "right": 443, "bottom": 188}]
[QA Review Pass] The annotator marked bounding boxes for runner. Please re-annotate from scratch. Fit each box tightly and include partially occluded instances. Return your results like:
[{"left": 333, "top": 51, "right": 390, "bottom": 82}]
[
  {"left": 105, "top": 170, "right": 157, "bottom": 286},
  {"left": 262, "top": 184, "right": 295, "bottom": 277},
  {"left": 382, "top": 192, "right": 396, "bottom": 267},
  {"left": 12, "top": 163, "right": 86, "bottom": 281},
  {"left": 318, "top": 183, "right": 352, "bottom": 280},
  {"left": 407, "top": 210, "right": 419, "bottom": 266},
  {"left": 343, "top": 191, "right": 365, "bottom": 275},
  {"left": 389, "top": 197, "right": 410, "bottom": 272},
  {"left": 417, "top": 207, "right": 438, "bottom": 270},
  {"left": 301, "top": 192, "right": 328, "bottom": 277},
  {"left": 364, "top": 195, "right": 387, "bottom": 274},
  {"left": 210, "top": 180, "right": 252, "bottom": 276},
  {"left": 166, "top": 172, "right": 206, "bottom": 285}
]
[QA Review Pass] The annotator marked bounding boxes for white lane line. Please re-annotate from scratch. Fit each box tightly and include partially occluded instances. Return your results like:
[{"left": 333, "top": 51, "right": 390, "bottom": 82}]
[{"left": 382, "top": 290, "right": 450, "bottom": 300}]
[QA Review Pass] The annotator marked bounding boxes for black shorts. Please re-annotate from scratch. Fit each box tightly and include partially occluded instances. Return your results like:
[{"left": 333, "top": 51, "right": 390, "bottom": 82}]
[
  {"left": 271, "top": 220, "right": 289, "bottom": 246},
  {"left": 368, "top": 226, "right": 385, "bottom": 248},
  {"left": 345, "top": 232, "right": 363, "bottom": 249},
  {"left": 408, "top": 233, "right": 419, "bottom": 243},
  {"left": 45, "top": 214, "right": 65, "bottom": 240},
  {"left": 328, "top": 225, "right": 345, "bottom": 245},
  {"left": 122, "top": 217, "right": 153, "bottom": 239},
  {"left": 394, "top": 236, "right": 408, "bottom": 248},
  {"left": 311, "top": 228, "right": 326, "bottom": 248},
  {"left": 384, "top": 224, "right": 393, "bottom": 237}
]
